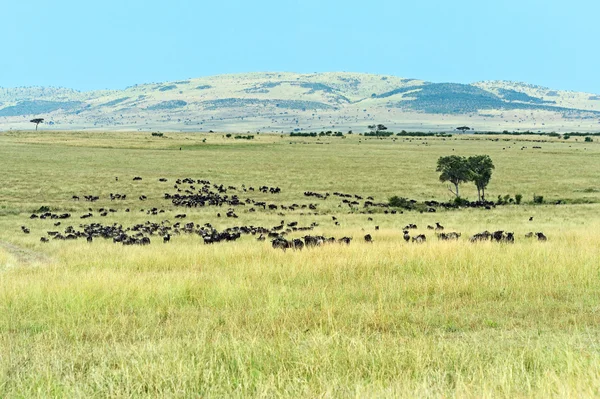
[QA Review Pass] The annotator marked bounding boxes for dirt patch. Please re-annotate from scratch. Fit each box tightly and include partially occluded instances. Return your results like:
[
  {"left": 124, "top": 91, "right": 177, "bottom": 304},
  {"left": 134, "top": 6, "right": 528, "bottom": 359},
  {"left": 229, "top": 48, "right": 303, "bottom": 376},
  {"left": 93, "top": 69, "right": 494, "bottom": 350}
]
[{"left": 0, "top": 240, "right": 53, "bottom": 268}]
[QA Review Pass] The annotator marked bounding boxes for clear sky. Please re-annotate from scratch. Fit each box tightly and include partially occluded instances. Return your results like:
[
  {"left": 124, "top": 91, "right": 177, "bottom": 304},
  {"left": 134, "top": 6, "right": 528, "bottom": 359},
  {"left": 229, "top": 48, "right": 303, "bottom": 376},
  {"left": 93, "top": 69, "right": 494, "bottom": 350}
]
[{"left": 3, "top": 0, "right": 598, "bottom": 93}]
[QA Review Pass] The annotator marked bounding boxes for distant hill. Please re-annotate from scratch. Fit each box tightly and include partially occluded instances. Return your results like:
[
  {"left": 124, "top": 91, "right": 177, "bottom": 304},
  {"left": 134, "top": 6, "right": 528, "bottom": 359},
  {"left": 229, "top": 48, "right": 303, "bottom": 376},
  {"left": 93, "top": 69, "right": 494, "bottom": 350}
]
[{"left": 1, "top": 72, "right": 600, "bottom": 132}]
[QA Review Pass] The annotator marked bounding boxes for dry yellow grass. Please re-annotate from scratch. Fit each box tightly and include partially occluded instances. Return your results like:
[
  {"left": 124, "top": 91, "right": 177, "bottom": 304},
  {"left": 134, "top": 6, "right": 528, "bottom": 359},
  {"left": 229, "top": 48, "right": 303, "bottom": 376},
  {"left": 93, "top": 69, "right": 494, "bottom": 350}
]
[{"left": 0, "top": 131, "right": 599, "bottom": 397}]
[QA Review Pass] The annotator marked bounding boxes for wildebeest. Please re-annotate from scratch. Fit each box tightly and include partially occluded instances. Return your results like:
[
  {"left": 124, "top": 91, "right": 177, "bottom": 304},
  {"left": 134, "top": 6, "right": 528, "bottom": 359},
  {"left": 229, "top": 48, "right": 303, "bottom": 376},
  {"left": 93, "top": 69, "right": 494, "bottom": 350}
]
[
  {"left": 411, "top": 234, "right": 426, "bottom": 243},
  {"left": 338, "top": 237, "right": 352, "bottom": 245},
  {"left": 471, "top": 230, "right": 513, "bottom": 243},
  {"left": 437, "top": 232, "right": 461, "bottom": 241}
]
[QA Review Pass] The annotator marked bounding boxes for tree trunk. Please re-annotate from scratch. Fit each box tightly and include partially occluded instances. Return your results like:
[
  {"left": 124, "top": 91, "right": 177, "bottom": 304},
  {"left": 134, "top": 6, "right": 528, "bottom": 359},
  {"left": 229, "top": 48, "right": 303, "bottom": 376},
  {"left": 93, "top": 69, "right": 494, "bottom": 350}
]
[
  {"left": 454, "top": 183, "right": 459, "bottom": 198},
  {"left": 482, "top": 187, "right": 485, "bottom": 201}
]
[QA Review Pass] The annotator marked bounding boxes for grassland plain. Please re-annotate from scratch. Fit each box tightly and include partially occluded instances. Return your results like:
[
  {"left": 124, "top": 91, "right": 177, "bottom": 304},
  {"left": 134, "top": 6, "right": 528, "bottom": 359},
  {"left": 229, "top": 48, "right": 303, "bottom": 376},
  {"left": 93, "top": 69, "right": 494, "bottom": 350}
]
[{"left": 0, "top": 130, "right": 599, "bottom": 397}]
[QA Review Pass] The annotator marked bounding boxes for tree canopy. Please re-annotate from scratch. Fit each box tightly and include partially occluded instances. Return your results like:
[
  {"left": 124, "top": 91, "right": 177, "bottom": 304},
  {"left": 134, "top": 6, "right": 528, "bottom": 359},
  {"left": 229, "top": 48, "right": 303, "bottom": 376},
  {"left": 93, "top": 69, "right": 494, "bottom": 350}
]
[
  {"left": 30, "top": 118, "right": 44, "bottom": 130},
  {"left": 436, "top": 155, "right": 495, "bottom": 200},
  {"left": 468, "top": 155, "right": 495, "bottom": 201},
  {"left": 436, "top": 155, "right": 472, "bottom": 198}
]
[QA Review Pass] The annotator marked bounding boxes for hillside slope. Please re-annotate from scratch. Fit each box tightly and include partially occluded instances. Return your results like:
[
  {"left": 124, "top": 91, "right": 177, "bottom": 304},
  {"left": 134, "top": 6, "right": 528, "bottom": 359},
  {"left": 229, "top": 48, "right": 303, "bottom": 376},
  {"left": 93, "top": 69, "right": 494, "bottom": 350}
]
[{"left": 1, "top": 72, "right": 599, "bottom": 132}]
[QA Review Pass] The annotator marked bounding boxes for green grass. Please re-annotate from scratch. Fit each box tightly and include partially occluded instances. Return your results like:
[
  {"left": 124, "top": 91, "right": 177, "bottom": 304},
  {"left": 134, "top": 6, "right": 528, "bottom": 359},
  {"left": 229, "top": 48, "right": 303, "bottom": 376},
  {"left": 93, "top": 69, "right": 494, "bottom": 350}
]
[{"left": 0, "top": 130, "right": 599, "bottom": 397}]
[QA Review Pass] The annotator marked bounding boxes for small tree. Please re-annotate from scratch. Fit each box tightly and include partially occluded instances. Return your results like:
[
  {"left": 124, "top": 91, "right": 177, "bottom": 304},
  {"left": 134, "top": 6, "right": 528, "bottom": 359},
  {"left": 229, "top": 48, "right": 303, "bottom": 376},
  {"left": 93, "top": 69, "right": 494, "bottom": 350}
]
[
  {"left": 467, "top": 155, "right": 495, "bottom": 201},
  {"left": 456, "top": 126, "right": 471, "bottom": 133},
  {"left": 368, "top": 124, "right": 388, "bottom": 133},
  {"left": 436, "top": 155, "right": 471, "bottom": 198},
  {"left": 30, "top": 118, "right": 44, "bottom": 130}
]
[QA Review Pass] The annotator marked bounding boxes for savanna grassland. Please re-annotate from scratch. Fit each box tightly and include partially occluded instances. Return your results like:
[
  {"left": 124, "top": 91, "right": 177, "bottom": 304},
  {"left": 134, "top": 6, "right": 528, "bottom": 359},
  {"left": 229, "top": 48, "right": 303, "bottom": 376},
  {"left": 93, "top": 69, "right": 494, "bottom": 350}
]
[{"left": 0, "top": 130, "right": 599, "bottom": 397}]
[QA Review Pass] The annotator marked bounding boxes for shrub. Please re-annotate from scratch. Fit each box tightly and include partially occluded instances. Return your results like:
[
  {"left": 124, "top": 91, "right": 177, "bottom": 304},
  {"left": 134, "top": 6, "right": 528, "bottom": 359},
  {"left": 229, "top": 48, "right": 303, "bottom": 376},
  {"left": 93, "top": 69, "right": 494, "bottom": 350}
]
[
  {"left": 585, "top": 137, "right": 593, "bottom": 142},
  {"left": 533, "top": 195, "right": 544, "bottom": 204},
  {"left": 515, "top": 194, "right": 523, "bottom": 204},
  {"left": 389, "top": 196, "right": 413, "bottom": 209},
  {"left": 151, "top": 132, "right": 163, "bottom": 137},
  {"left": 453, "top": 197, "right": 471, "bottom": 207},
  {"left": 226, "top": 134, "right": 232, "bottom": 138}
]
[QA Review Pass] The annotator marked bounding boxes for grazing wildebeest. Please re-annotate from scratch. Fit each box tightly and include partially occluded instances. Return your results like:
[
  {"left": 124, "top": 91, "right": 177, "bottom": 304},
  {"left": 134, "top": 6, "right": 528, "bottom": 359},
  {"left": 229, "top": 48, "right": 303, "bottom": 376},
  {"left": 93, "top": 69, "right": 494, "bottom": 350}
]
[
  {"left": 411, "top": 234, "right": 426, "bottom": 243},
  {"left": 492, "top": 231, "right": 504, "bottom": 242},
  {"left": 435, "top": 222, "right": 444, "bottom": 231},
  {"left": 403, "top": 231, "right": 411, "bottom": 242},
  {"left": 271, "top": 237, "right": 291, "bottom": 250},
  {"left": 364, "top": 234, "right": 373, "bottom": 243},
  {"left": 437, "top": 232, "right": 461, "bottom": 241},
  {"left": 536, "top": 232, "right": 547, "bottom": 241},
  {"left": 470, "top": 231, "right": 492, "bottom": 242},
  {"left": 338, "top": 237, "right": 352, "bottom": 245}
]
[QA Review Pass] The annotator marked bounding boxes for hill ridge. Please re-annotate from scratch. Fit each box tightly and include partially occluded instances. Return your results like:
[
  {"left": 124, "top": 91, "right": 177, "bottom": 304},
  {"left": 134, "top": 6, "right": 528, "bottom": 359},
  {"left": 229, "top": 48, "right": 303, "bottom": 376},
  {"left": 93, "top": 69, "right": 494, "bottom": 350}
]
[{"left": 1, "top": 72, "right": 599, "bottom": 132}]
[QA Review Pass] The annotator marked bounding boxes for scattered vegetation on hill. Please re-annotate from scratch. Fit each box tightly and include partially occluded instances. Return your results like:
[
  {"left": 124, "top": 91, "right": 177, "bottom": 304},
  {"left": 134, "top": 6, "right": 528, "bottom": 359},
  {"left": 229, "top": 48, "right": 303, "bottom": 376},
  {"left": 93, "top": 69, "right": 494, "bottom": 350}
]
[
  {"left": 99, "top": 97, "right": 130, "bottom": 107},
  {"left": 201, "top": 98, "right": 333, "bottom": 110},
  {"left": 497, "top": 88, "right": 555, "bottom": 104},
  {"left": 0, "top": 100, "right": 83, "bottom": 117},
  {"left": 158, "top": 85, "right": 178, "bottom": 92},
  {"left": 146, "top": 100, "right": 188, "bottom": 110}
]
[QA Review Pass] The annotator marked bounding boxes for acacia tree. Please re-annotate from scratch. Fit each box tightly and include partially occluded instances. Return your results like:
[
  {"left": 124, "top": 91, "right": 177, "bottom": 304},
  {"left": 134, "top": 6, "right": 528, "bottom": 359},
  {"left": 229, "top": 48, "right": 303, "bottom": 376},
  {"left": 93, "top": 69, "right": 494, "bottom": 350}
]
[
  {"left": 367, "top": 124, "right": 388, "bottom": 133},
  {"left": 436, "top": 155, "right": 472, "bottom": 198},
  {"left": 456, "top": 126, "right": 471, "bottom": 133},
  {"left": 468, "top": 155, "right": 495, "bottom": 201},
  {"left": 30, "top": 118, "right": 44, "bottom": 130}
]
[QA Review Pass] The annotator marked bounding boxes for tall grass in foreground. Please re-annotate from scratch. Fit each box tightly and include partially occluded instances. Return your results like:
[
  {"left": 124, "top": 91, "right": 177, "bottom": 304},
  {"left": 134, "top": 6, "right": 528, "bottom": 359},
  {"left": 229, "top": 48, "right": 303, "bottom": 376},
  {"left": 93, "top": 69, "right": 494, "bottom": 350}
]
[{"left": 1, "top": 231, "right": 600, "bottom": 397}]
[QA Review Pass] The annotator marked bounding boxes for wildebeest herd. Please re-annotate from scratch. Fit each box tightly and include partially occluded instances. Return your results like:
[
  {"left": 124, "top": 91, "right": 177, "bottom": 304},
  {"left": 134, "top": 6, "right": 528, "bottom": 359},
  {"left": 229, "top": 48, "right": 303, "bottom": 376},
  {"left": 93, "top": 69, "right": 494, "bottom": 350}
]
[{"left": 22, "top": 176, "right": 548, "bottom": 250}]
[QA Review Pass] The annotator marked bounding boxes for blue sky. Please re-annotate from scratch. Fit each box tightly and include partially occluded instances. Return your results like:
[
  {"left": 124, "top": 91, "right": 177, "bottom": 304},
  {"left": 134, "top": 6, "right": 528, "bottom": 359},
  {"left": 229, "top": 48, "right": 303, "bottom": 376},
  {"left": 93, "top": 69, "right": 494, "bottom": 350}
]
[{"left": 3, "top": 0, "right": 598, "bottom": 93}]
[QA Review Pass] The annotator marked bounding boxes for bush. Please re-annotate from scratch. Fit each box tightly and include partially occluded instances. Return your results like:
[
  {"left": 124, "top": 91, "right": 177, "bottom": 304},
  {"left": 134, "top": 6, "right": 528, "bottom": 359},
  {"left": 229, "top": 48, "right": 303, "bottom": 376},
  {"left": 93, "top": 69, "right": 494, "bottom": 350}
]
[
  {"left": 515, "top": 194, "right": 523, "bottom": 204},
  {"left": 453, "top": 197, "right": 471, "bottom": 207},
  {"left": 151, "top": 132, "right": 163, "bottom": 137},
  {"left": 226, "top": 134, "right": 232, "bottom": 138},
  {"left": 533, "top": 195, "right": 544, "bottom": 204},
  {"left": 585, "top": 137, "right": 593, "bottom": 142},
  {"left": 389, "top": 196, "right": 413, "bottom": 209}
]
